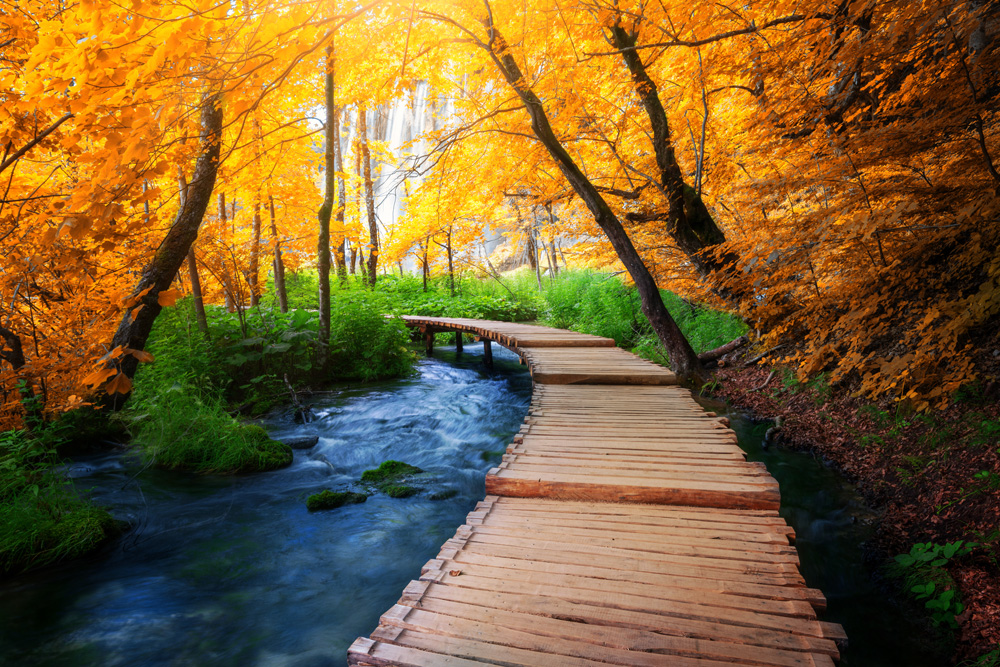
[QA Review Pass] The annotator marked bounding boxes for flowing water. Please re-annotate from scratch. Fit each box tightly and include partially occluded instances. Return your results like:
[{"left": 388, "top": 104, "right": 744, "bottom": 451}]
[
  {"left": 1, "top": 346, "right": 945, "bottom": 666},
  {"left": 0, "top": 345, "right": 530, "bottom": 667}
]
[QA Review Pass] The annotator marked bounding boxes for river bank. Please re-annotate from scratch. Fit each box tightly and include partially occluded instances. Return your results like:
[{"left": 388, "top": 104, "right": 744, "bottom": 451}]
[{"left": 714, "top": 362, "right": 1000, "bottom": 663}]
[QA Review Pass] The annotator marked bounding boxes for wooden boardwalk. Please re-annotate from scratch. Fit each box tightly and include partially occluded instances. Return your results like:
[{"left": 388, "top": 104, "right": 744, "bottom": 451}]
[{"left": 349, "top": 317, "right": 845, "bottom": 666}]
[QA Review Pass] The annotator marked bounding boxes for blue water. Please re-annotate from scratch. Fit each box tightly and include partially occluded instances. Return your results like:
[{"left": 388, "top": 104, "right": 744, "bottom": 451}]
[
  {"left": 0, "top": 343, "right": 945, "bottom": 666},
  {"left": 0, "top": 345, "right": 530, "bottom": 666}
]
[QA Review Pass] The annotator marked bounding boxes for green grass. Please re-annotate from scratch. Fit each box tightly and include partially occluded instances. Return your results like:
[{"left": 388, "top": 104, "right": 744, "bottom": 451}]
[
  {"left": 538, "top": 270, "right": 747, "bottom": 362},
  {"left": 1, "top": 430, "right": 118, "bottom": 575},
  {"left": 126, "top": 389, "right": 292, "bottom": 474},
  {"left": 306, "top": 490, "right": 368, "bottom": 511}
]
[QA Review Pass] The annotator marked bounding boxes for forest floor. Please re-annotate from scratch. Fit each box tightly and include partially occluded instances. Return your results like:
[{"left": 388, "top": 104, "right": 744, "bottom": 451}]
[{"left": 714, "top": 359, "right": 1000, "bottom": 663}]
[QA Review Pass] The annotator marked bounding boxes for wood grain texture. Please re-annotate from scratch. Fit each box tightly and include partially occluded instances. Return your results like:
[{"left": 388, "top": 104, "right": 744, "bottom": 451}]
[{"left": 351, "top": 318, "right": 845, "bottom": 666}]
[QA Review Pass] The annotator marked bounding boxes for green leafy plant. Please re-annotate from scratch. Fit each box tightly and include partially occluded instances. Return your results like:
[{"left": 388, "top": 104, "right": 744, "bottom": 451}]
[{"left": 892, "top": 540, "right": 976, "bottom": 629}]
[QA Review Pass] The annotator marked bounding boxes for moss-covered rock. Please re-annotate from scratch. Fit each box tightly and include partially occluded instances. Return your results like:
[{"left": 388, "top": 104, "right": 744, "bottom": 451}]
[
  {"left": 382, "top": 485, "right": 420, "bottom": 498},
  {"left": 429, "top": 489, "right": 458, "bottom": 501},
  {"left": 360, "top": 460, "right": 423, "bottom": 484},
  {"left": 306, "top": 490, "right": 368, "bottom": 512}
]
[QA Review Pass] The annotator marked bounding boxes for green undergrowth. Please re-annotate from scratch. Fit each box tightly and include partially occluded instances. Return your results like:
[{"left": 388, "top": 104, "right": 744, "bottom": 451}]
[
  {"left": 887, "top": 540, "right": 977, "bottom": 631},
  {"left": 540, "top": 271, "right": 747, "bottom": 361},
  {"left": 306, "top": 490, "right": 367, "bottom": 511},
  {"left": 1, "top": 429, "right": 118, "bottom": 576},
  {"left": 124, "top": 388, "right": 291, "bottom": 474},
  {"left": 277, "top": 270, "right": 543, "bottom": 322}
]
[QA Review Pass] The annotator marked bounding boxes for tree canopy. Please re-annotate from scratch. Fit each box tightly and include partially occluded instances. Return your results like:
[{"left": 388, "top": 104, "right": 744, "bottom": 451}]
[{"left": 2, "top": 0, "right": 997, "bottom": 425}]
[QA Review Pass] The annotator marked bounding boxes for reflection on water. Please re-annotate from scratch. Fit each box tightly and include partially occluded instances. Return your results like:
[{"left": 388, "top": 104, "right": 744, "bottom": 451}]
[
  {"left": 0, "top": 345, "right": 530, "bottom": 667},
  {"left": 716, "top": 402, "right": 949, "bottom": 667}
]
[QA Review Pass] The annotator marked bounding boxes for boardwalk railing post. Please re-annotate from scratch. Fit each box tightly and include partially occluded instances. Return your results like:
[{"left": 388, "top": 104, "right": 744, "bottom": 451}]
[
  {"left": 455, "top": 331, "right": 463, "bottom": 355},
  {"left": 483, "top": 338, "right": 493, "bottom": 371}
]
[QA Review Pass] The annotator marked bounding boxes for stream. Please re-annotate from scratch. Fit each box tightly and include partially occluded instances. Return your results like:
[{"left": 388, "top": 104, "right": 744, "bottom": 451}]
[{"left": 1, "top": 344, "right": 943, "bottom": 666}]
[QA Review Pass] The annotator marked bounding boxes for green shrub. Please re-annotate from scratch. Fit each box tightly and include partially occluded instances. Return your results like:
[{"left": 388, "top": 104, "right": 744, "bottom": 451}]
[
  {"left": 1, "top": 430, "right": 118, "bottom": 575},
  {"left": 306, "top": 490, "right": 367, "bottom": 511},
  {"left": 328, "top": 299, "right": 416, "bottom": 380},
  {"left": 127, "top": 389, "right": 292, "bottom": 474},
  {"left": 890, "top": 540, "right": 977, "bottom": 630},
  {"left": 539, "top": 270, "right": 747, "bottom": 357}
]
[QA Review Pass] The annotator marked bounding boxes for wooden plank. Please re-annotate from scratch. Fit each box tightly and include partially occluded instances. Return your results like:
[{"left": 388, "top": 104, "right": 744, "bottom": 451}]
[
  {"left": 424, "top": 551, "right": 825, "bottom": 608},
  {"left": 486, "top": 470, "right": 781, "bottom": 510},
  {"left": 405, "top": 582, "right": 839, "bottom": 655},
  {"left": 443, "top": 531, "right": 802, "bottom": 577},
  {"left": 381, "top": 604, "right": 826, "bottom": 667},
  {"left": 353, "top": 317, "right": 845, "bottom": 664}
]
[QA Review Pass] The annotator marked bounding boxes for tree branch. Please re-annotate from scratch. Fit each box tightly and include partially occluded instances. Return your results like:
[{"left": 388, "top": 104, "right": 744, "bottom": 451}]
[{"left": 0, "top": 112, "right": 74, "bottom": 175}]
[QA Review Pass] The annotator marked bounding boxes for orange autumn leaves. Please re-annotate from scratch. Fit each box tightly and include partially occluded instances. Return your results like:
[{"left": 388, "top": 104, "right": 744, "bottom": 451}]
[{"left": 2, "top": 0, "right": 998, "bottom": 427}]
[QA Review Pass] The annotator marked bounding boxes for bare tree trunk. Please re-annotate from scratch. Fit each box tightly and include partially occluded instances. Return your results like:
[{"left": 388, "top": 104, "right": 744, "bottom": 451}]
[
  {"left": 178, "top": 169, "right": 210, "bottom": 337},
  {"left": 421, "top": 240, "right": 429, "bottom": 291},
  {"left": 218, "top": 192, "right": 234, "bottom": 313},
  {"left": 102, "top": 94, "right": 223, "bottom": 407},
  {"left": 349, "top": 244, "right": 357, "bottom": 274},
  {"left": 358, "top": 102, "right": 379, "bottom": 286},
  {"left": 609, "top": 22, "right": 737, "bottom": 288},
  {"left": 249, "top": 200, "right": 262, "bottom": 306},
  {"left": 268, "top": 194, "right": 288, "bottom": 313},
  {"left": 447, "top": 227, "right": 455, "bottom": 297},
  {"left": 0, "top": 324, "right": 40, "bottom": 424},
  {"left": 317, "top": 46, "right": 335, "bottom": 367},
  {"left": 333, "top": 101, "right": 348, "bottom": 284},
  {"left": 481, "top": 20, "right": 703, "bottom": 384}
]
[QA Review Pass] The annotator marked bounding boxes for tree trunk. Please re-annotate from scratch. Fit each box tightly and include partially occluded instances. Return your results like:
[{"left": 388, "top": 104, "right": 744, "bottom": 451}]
[
  {"left": 102, "top": 94, "right": 223, "bottom": 408},
  {"left": 446, "top": 226, "right": 455, "bottom": 297},
  {"left": 358, "top": 103, "right": 379, "bottom": 286},
  {"left": 349, "top": 244, "right": 357, "bottom": 274},
  {"left": 421, "top": 241, "right": 429, "bottom": 291},
  {"left": 608, "top": 23, "right": 738, "bottom": 287},
  {"left": 268, "top": 194, "right": 288, "bottom": 313},
  {"left": 178, "top": 170, "right": 210, "bottom": 337},
  {"left": 357, "top": 248, "right": 367, "bottom": 282},
  {"left": 218, "top": 192, "right": 234, "bottom": 312},
  {"left": 333, "top": 103, "right": 348, "bottom": 284},
  {"left": 317, "top": 45, "right": 335, "bottom": 367},
  {"left": 481, "top": 20, "right": 704, "bottom": 384},
  {"left": 249, "top": 200, "right": 262, "bottom": 306}
]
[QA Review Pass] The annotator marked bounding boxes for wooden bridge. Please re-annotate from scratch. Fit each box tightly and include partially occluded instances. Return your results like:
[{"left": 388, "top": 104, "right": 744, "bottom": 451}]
[{"left": 349, "top": 317, "right": 845, "bottom": 667}]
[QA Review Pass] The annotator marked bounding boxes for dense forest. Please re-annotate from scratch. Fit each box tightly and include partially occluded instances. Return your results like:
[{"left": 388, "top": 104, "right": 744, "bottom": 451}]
[{"left": 2, "top": 0, "right": 999, "bottom": 662}]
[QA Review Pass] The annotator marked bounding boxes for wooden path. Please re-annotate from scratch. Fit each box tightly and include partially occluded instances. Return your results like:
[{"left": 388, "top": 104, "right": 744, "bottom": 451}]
[{"left": 349, "top": 317, "right": 845, "bottom": 666}]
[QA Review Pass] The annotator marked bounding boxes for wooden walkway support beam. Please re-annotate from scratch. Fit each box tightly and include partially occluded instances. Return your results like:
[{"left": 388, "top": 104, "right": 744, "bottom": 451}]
[
  {"left": 482, "top": 338, "right": 492, "bottom": 371},
  {"left": 353, "top": 316, "right": 846, "bottom": 666}
]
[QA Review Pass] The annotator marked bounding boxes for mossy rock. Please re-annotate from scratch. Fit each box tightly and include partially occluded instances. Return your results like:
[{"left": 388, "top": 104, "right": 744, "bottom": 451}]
[
  {"left": 306, "top": 490, "right": 368, "bottom": 512},
  {"left": 382, "top": 485, "right": 420, "bottom": 498},
  {"left": 429, "top": 489, "right": 458, "bottom": 501},
  {"left": 360, "top": 460, "right": 423, "bottom": 484}
]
